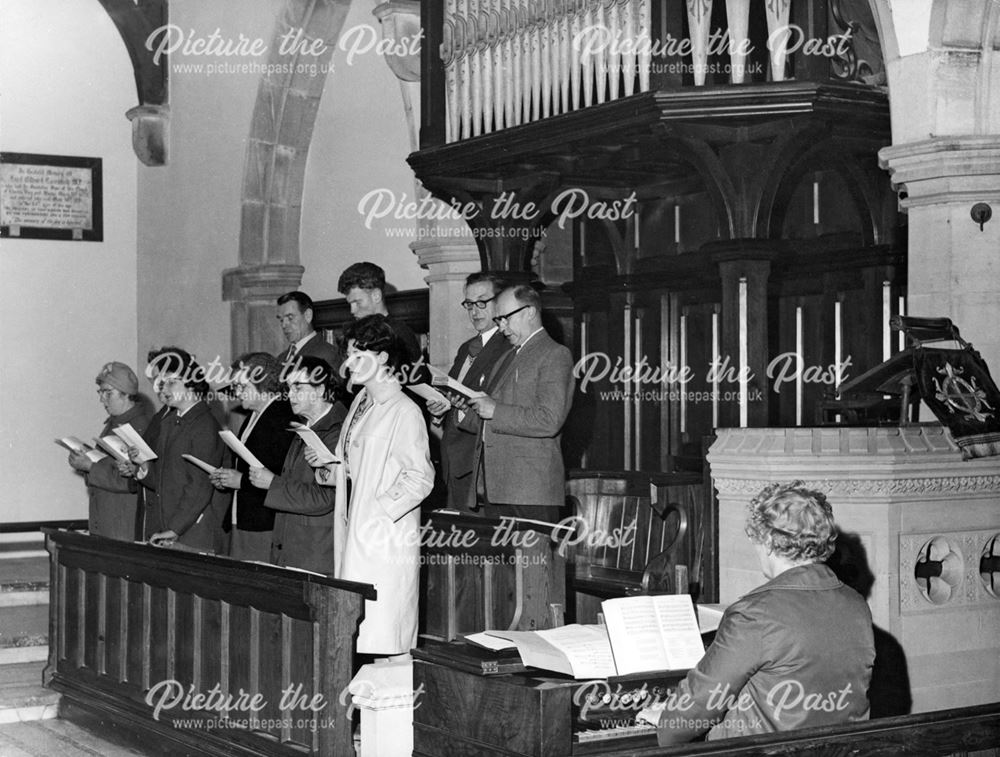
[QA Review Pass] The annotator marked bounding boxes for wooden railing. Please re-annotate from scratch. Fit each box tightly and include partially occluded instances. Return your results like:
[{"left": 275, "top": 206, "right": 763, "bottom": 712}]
[{"left": 44, "top": 530, "right": 374, "bottom": 757}]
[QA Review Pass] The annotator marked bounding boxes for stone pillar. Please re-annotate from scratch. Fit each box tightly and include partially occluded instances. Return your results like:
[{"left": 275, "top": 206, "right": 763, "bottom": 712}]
[
  {"left": 222, "top": 264, "right": 304, "bottom": 357},
  {"left": 708, "top": 426, "right": 1000, "bottom": 712},
  {"left": 879, "top": 137, "right": 1000, "bottom": 374},
  {"left": 412, "top": 237, "right": 481, "bottom": 368}
]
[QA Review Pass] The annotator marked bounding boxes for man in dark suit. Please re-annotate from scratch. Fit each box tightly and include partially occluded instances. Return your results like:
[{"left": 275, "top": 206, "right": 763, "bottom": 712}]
[
  {"left": 461, "top": 284, "right": 575, "bottom": 522},
  {"left": 427, "top": 273, "right": 511, "bottom": 511},
  {"left": 209, "top": 353, "right": 295, "bottom": 562},
  {"left": 275, "top": 291, "right": 342, "bottom": 380}
]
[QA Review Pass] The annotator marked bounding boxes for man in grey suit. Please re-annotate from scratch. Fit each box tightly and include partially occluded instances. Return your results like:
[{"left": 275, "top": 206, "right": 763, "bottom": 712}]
[
  {"left": 427, "top": 272, "right": 512, "bottom": 511},
  {"left": 461, "top": 284, "right": 575, "bottom": 522},
  {"left": 274, "top": 291, "right": 342, "bottom": 381}
]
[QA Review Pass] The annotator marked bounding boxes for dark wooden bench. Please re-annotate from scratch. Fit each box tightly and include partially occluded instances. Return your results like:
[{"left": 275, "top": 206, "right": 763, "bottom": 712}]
[{"left": 566, "top": 471, "right": 710, "bottom": 623}]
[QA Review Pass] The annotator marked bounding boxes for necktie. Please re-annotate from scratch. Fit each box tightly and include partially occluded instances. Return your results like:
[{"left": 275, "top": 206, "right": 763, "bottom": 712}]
[
  {"left": 485, "top": 347, "right": 517, "bottom": 393},
  {"left": 467, "top": 339, "right": 483, "bottom": 359}
]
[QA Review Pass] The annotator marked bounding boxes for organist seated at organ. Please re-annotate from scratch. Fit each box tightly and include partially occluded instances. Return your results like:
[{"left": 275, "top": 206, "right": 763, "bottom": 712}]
[{"left": 638, "top": 481, "right": 875, "bottom": 744}]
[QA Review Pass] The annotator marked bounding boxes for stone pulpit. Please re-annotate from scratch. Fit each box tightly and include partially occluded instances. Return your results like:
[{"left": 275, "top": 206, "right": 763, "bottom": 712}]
[{"left": 708, "top": 426, "right": 1000, "bottom": 713}]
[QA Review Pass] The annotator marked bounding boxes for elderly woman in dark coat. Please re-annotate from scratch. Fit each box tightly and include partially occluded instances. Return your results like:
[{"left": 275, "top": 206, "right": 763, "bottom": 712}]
[
  {"left": 642, "top": 481, "right": 875, "bottom": 744},
  {"left": 248, "top": 355, "right": 346, "bottom": 574},
  {"left": 67, "top": 361, "right": 152, "bottom": 541}
]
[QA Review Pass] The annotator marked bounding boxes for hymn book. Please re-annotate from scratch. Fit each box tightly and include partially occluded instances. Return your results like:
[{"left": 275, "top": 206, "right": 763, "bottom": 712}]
[
  {"left": 288, "top": 422, "right": 339, "bottom": 465},
  {"left": 427, "top": 365, "right": 486, "bottom": 403},
  {"left": 111, "top": 423, "right": 157, "bottom": 461},
  {"left": 181, "top": 453, "right": 218, "bottom": 474},
  {"left": 95, "top": 435, "right": 131, "bottom": 463},
  {"left": 407, "top": 382, "right": 452, "bottom": 408},
  {"left": 55, "top": 436, "right": 107, "bottom": 464},
  {"left": 479, "top": 595, "right": 709, "bottom": 679},
  {"left": 219, "top": 430, "right": 265, "bottom": 468}
]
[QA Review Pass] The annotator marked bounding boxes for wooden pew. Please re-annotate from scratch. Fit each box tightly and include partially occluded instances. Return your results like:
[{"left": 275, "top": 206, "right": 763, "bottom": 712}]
[
  {"left": 566, "top": 471, "right": 709, "bottom": 623},
  {"left": 420, "top": 511, "right": 566, "bottom": 641},
  {"left": 44, "top": 529, "right": 374, "bottom": 757}
]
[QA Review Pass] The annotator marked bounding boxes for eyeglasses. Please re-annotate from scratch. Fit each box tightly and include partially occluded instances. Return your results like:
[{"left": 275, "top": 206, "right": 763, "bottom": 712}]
[
  {"left": 460, "top": 296, "right": 495, "bottom": 311},
  {"left": 492, "top": 304, "right": 529, "bottom": 326},
  {"left": 288, "top": 382, "right": 320, "bottom": 393}
]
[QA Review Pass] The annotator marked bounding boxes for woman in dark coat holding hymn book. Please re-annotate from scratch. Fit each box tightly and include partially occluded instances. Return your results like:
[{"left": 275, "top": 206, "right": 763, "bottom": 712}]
[
  {"left": 209, "top": 352, "right": 295, "bottom": 562},
  {"left": 248, "top": 355, "right": 346, "bottom": 574},
  {"left": 67, "top": 361, "right": 152, "bottom": 541},
  {"left": 130, "top": 349, "right": 229, "bottom": 553}
]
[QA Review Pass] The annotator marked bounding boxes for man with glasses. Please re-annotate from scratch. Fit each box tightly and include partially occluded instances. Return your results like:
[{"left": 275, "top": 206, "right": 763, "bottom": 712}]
[
  {"left": 427, "top": 272, "right": 512, "bottom": 511},
  {"left": 459, "top": 285, "right": 575, "bottom": 522}
]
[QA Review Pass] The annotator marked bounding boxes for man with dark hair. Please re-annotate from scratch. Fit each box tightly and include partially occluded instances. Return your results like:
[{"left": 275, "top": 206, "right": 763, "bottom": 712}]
[
  {"left": 275, "top": 290, "right": 342, "bottom": 378},
  {"left": 459, "top": 284, "right": 575, "bottom": 522},
  {"left": 337, "top": 261, "right": 422, "bottom": 364},
  {"left": 427, "top": 272, "right": 512, "bottom": 511}
]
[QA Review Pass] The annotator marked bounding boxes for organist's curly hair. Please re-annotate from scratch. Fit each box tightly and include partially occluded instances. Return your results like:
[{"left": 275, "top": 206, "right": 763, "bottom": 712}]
[{"left": 743, "top": 481, "right": 837, "bottom": 563}]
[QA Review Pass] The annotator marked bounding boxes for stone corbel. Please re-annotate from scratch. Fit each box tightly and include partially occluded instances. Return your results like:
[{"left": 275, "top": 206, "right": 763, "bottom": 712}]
[
  {"left": 373, "top": 1, "right": 422, "bottom": 82},
  {"left": 126, "top": 105, "right": 169, "bottom": 167}
]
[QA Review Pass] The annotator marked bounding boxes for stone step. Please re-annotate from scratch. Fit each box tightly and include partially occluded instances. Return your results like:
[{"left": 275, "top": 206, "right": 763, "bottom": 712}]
[
  {"left": 0, "top": 604, "right": 48, "bottom": 664},
  {"left": 0, "top": 661, "right": 58, "bottom": 725},
  {"left": 0, "top": 552, "right": 50, "bottom": 664}
]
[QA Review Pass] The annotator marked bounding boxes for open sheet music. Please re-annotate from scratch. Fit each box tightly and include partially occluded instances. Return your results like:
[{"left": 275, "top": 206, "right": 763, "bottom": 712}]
[
  {"left": 482, "top": 595, "right": 708, "bottom": 679},
  {"left": 602, "top": 594, "right": 705, "bottom": 674},
  {"left": 485, "top": 624, "right": 617, "bottom": 679}
]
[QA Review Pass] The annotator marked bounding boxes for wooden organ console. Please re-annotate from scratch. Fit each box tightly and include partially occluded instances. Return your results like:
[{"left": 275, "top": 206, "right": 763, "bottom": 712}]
[{"left": 412, "top": 646, "right": 685, "bottom": 755}]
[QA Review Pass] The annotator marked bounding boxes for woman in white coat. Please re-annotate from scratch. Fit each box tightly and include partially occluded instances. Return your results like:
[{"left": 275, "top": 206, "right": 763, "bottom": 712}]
[{"left": 317, "top": 314, "right": 434, "bottom": 657}]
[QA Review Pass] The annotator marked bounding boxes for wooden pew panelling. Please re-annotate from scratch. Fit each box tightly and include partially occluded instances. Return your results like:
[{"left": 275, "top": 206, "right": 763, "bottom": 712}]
[
  {"left": 421, "top": 511, "right": 566, "bottom": 641},
  {"left": 44, "top": 530, "right": 374, "bottom": 757},
  {"left": 567, "top": 471, "right": 709, "bottom": 623}
]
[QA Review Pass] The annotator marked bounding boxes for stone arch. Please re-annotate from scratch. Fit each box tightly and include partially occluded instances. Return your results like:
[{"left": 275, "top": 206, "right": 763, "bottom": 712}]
[{"left": 224, "top": 0, "right": 353, "bottom": 355}]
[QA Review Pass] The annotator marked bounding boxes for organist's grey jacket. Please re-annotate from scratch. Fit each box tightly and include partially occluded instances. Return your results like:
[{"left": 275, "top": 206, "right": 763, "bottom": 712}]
[{"left": 656, "top": 563, "right": 874, "bottom": 744}]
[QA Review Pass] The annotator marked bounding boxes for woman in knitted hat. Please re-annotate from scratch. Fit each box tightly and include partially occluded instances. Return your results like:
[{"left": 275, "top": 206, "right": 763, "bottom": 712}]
[{"left": 67, "top": 362, "right": 152, "bottom": 541}]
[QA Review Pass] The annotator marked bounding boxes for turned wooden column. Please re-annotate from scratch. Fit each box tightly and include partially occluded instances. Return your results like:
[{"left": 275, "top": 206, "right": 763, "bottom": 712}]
[{"left": 708, "top": 241, "right": 778, "bottom": 428}]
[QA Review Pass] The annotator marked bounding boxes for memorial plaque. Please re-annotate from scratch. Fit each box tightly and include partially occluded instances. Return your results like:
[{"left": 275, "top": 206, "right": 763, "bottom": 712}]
[{"left": 0, "top": 152, "right": 103, "bottom": 241}]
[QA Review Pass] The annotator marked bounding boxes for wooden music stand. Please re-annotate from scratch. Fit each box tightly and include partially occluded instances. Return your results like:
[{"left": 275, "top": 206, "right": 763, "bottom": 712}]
[{"left": 821, "top": 316, "right": 967, "bottom": 427}]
